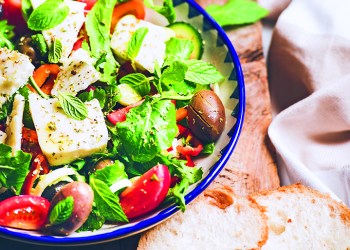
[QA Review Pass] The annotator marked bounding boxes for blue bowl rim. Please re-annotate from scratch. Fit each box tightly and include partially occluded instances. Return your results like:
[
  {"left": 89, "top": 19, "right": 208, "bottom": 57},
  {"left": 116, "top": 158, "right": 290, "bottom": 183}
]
[{"left": 0, "top": 0, "right": 246, "bottom": 245}]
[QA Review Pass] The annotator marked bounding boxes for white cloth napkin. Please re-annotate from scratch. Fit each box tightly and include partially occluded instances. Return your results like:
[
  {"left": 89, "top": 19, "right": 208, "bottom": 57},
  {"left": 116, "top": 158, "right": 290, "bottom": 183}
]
[{"left": 261, "top": 0, "right": 350, "bottom": 206}]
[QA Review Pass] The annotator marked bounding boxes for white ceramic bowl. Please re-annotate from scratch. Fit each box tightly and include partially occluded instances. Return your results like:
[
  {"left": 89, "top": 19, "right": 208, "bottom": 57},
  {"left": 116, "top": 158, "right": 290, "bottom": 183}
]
[{"left": 0, "top": 0, "right": 245, "bottom": 245}]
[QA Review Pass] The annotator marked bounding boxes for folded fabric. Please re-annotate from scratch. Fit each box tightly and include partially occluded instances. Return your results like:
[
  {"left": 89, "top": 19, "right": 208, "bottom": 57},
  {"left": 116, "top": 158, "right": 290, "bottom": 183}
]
[{"left": 266, "top": 0, "right": 350, "bottom": 206}]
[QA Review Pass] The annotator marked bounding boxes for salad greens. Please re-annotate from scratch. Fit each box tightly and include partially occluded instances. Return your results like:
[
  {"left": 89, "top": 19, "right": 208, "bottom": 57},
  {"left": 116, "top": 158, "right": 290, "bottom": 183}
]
[{"left": 0, "top": 0, "right": 225, "bottom": 234}]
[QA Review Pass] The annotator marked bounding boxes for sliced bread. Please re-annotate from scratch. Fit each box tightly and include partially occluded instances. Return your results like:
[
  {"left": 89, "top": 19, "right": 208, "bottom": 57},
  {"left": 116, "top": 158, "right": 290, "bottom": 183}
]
[
  {"left": 248, "top": 183, "right": 350, "bottom": 249},
  {"left": 137, "top": 186, "right": 268, "bottom": 250}
]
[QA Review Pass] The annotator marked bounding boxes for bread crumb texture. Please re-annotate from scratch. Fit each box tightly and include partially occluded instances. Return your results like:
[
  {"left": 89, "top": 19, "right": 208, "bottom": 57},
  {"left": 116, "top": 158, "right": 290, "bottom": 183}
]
[
  {"left": 138, "top": 183, "right": 350, "bottom": 250},
  {"left": 248, "top": 183, "right": 350, "bottom": 249},
  {"left": 138, "top": 186, "right": 268, "bottom": 250}
]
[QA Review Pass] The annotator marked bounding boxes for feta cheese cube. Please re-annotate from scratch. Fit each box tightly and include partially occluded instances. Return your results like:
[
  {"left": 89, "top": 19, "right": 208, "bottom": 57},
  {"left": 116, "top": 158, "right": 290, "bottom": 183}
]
[
  {"left": 51, "top": 48, "right": 100, "bottom": 96},
  {"left": 31, "top": 0, "right": 86, "bottom": 62},
  {"left": 0, "top": 48, "right": 35, "bottom": 108},
  {"left": 5, "top": 94, "right": 25, "bottom": 154},
  {"left": 111, "top": 15, "right": 175, "bottom": 73},
  {"left": 29, "top": 94, "right": 108, "bottom": 166}
]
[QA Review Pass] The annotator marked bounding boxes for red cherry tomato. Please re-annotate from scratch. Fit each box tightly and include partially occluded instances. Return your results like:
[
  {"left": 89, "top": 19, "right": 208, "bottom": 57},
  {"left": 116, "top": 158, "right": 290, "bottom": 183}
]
[
  {"left": 76, "top": 0, "right": 97, "bottom": 12},
  {"left": 1, "top": 0, "right": 28, "bottom": 34},
  {"left": 0, "top": 195, "right": 50, "bottom": 230},
  {"left": 120, "top": 164, "right": 171, "bottom": 219},
  {"left": 107, "top": 106, "right": 132, "bottom": 125},
  {"left": 110, "top": 0, "right": 145, "bottom": 33}
]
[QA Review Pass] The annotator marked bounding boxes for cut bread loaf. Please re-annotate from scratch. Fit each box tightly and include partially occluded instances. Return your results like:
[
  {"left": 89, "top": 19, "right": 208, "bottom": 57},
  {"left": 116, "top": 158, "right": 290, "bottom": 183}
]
[
  {"left": 137, "top": 184, "right": 350, "bottom": 250},
  {"left": 137, "top": 186, "right": 268, "bottom": 250},
  {"left": 248, "top": 183, "right": 350, "bottom": 249}
]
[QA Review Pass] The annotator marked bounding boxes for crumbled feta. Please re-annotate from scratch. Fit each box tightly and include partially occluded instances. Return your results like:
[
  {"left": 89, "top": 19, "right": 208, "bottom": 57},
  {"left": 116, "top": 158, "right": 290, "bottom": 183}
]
[
  {"left": 31, "top": 0, "right": 86, "bottom": 62},
  {"left": 0, "top": 48, "right": 35, "bottom": 109},
  {"left": 51, "top": 48, "right": 100, "bottom": 96},
  {"left": 5, "top": 94, "right": 25, "bottom": 155},
  {"left": 111, "top": 15, "right": 175, "bottom": 73},
  {"left": 29, "top": 94, "right": 108, "bottom": 166}
]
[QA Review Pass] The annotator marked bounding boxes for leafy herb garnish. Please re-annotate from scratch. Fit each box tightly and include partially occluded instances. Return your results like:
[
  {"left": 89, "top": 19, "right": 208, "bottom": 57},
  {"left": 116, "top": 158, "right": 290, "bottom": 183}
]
[
  {"left": 127, "top": 27, "right": 149, "bottom": 66},
  {"left": 27, "top": 0, "right": 69, "bottom": 31},
  {"left": 90, "top": 178, "right": 128, "bottom": 223},
  {"left": 206, "top": 0, "right": 269, "bottom": 27},
  {"left": 119, "top": 73, "right": 150, "bottom": 96},
  {"left": 145, "top": 0, "right": 176, "bottom": 24},
  {"left": 48, "top": 39, "right": 62, "bottom": 63},
  {"left": 0, "top": 20, "right": 15, "bottom": 50},
  {"left": 0, "top": 144, "right": 31, "bottom": 195},
  {"left": 57, "top": 92, "right": 88, "bottom": 120},
  {"left": 49, "top": 196, "right": 74, "bottom": 225},
  {"left": 85, "top": 0, "right": 119, "bottom": 84},
  {"left": 31, "top": 33, "right": 48, "bottom": 58},
  {"left": 183, "top": 60, "right": 224, "bottom": 85}
]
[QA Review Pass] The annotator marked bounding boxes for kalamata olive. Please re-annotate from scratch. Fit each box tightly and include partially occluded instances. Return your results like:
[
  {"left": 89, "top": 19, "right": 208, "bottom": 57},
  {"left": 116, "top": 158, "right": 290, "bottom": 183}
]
[
  {"left": 187, "top": 90, "right": 226, "bottom": 142},
  {"left": 16, "top": 36, "right": 38, "bottom": 64},
  {"left": 41, "top": 181, "right": 70, "bottom": 201},
  {"left": 95, "top": 158, "right": 114, "bottom": 170},
  {"left": 46, "top": 181, "right": 94, "bottom": 235}
]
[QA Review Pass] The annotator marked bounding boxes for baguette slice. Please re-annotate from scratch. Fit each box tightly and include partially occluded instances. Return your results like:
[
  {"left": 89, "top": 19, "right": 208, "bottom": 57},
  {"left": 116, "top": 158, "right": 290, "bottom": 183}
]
[
  {"left": 248, "top": 183, "right": 350, "bottom": 249},
  {"left": 137, "top": 186, "right": 268, "bottom": 250}
]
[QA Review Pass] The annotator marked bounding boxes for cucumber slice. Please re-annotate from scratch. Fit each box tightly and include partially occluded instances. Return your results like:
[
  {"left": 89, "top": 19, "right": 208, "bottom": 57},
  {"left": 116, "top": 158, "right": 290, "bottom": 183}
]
[{"left": 168, "top": 22, "right": 204, "bottom": 60}]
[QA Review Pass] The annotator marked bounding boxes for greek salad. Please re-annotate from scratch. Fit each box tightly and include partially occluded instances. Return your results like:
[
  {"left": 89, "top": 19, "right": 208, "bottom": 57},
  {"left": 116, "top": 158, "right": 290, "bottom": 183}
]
[{"left": 0, "top": 0, "right": 226, "bottom": 235}]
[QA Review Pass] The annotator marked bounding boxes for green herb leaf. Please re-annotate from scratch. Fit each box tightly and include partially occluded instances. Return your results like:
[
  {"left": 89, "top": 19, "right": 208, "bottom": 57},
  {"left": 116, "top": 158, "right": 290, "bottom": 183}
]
[
  {"left": 90, "top": 178, "right": 128, "bottom": 223},
  {"left": 127, "top": 27, "right": 149, "bottom": 62},
  {"left": 78, "top": 87, "right": 107, "bottom": 110},
  {"left": 21, "top": 0, "right": 33, "bottom": 21},
  {"left": 0, "top": 20, "right": 15, "bottom": 50},
  {"left": 184, "top": 60, "right": 224, "bottom": 85},
  {"left": 31, "top": 33, "right": 48, "bottom": 58},
  {"left": 206, "top": 0, "right": 269, "bottom": 27},
  {"left": 49, "top": 196, "right": 74, "bottom": 225},
  {"left": 85, "top": 0, "right": 119, "bottom": 84},
  {"left": 27, "top": 0, "right": 69, "bottom": 31},
  {"left": 119, "top": 73, "right": 151, "bottom": 96},
  {"left": 145, "top": 0, "right": 176, "bottom": 24},
  {"left": 164, "top": 38, "right": 194, "bottom": 66},
  {"left": 57, "top": 92, "right": 88, "bottom": 120},
  {"left": 48, "top": 39, "right": 62, "bottom": 63},
  {"left": 0, "top": 144, "right": 31, "bottom": 195},
  {"left": 116, "top": 97, "right": 178, "bottom": 163},
  {"left": 91, "top": 160, "right": 127, "bottom": 186}
]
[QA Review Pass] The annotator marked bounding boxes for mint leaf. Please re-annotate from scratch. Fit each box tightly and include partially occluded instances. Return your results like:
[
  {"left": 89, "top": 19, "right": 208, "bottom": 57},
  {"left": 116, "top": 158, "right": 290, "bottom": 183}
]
[
  {"left": 0, "top": 20, "right": 15, "bottom": 50},
  {"left": 31, "top": 33, "right": 48, "bottom": 58},
  {"left": 21, "top": 0, "right": 33, "bottom": 21},
  {"left": 49, "top": 196, "right": 74, "bottom": 225},
  {"left": 164, "top": 38, "right": 194, "bottom": 66},
  {"left": 127, "top": 27, "right": 149, "bottom": 62},
  {"left": 90, "top": 178, "right": 128, "bottom": 223},
  {"left": 116, "top": 97, "right": 178, "bottom": 163},
  {"left": 85, "top": 0, "right": 119, "bottom": 84},
  {"left": 91, "top": 161, "right": 127, "bottom": 186},
  {"left": 145, "top": 0, "right": 176, "bottom": 24},
  {"left": 161, "top": 61, "right": 187, "bottom": 86},
  {"left": 206, "top": 0, "right": 269, "bottom": 27},
  {"left": 0, "top": 144, "right": 31, "bottom": 194},
  {"left": 119, "top": 73, "right": 150, "bottom": 96},
  {"left": 184, "top": 60, "right": 224, "bottom": 85},
  {"left": 57, "top": 92, "right": 88, "bottom": 120},
  {"left": 27, "top": 0, "right": 69, "bottom": 31},
  {"left": 78, "top": 87, "right": 107, "bottom": 110},
  {"left": 48, "top": 39, "right": 62, "bottom": 63}
]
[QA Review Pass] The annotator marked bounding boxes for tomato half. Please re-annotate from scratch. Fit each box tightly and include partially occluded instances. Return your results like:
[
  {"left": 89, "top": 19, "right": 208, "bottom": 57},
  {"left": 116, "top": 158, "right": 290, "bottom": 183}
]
[
  {"left": 1, "top": 0, "right": 28, "bottom": 34},
  {"left": 119, "top": 164, "right": 171, "bottom": 219},
  {"left": 0, "top": 195, "right": 50, "bottom": 230},
  {"left": 110, "top": 0, "right": 145, "bottom": 33}
]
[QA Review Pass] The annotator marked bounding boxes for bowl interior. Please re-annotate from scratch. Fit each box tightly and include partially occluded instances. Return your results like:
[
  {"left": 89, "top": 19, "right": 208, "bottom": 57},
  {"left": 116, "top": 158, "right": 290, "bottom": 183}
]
[{"left": 0, "top": 0, "right": 245, "bottom": 245}]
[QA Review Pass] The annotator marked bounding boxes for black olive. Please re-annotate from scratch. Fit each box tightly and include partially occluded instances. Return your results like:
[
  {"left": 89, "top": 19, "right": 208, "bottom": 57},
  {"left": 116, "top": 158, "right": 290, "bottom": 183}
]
[
  {"left": 16, "top": 36, "right": 40, "bottom": 65},
  {"left": 187, "top": 90, "right": 226, "bottom": 142},
  {"left": 41, "top": 181, "right": 70, "bottom": 201}
]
